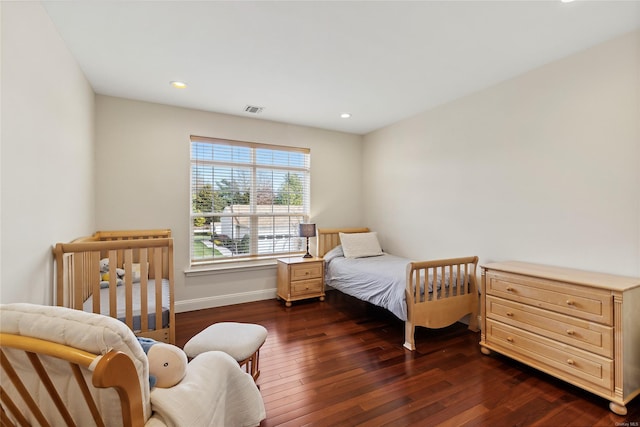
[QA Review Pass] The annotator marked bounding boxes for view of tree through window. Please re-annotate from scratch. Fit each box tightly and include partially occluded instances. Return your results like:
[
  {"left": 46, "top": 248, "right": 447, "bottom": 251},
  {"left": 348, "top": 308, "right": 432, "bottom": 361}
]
[{"left": 190, "top": 136, "right": 310, "bottom": 263}]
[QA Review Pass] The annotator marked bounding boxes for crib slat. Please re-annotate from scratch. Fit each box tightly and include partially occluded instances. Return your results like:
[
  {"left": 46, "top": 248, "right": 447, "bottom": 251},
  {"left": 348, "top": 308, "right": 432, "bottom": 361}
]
[
  {"left": 167, "top": 240, "right": 175, "bottom": 344},
  {"left": 91, "top": 252, "right": 101, "bottom": 314},
  {"left": 72, "top": 256, "right": 83, "bottom": 311},
  {"left": 108, "top": 250, "right": 118, "bottom": 318},
  {"left": 154, "top": 249, "right": 163, "bottom": 334},
  {"left": 140, "top": 250, "right": 149, "bottom": 332},
  {"left": 124, "top": 250, "right": 134, "bottom": 329}
]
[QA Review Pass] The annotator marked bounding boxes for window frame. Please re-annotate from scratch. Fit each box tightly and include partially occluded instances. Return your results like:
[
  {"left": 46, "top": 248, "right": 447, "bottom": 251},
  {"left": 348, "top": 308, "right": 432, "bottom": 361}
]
[{"left": 189, "top": 135, "right": 311, "bottom": 266}]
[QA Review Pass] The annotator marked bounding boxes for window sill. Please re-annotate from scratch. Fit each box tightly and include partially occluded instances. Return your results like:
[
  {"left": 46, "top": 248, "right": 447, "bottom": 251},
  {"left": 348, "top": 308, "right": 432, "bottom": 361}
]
[{"left": 184, "top": 257, "right": 285, "bottom": 277}]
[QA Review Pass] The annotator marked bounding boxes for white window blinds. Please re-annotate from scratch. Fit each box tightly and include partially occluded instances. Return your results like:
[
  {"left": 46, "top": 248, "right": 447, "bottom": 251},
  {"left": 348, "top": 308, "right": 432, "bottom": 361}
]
[{"left": 190, "top": 135, "right": 311, "bottom": 264}]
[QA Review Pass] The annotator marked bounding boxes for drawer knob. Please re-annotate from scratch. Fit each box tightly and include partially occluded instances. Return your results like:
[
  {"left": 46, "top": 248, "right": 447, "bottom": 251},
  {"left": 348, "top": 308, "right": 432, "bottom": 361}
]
[
  {"left": 506, "top": 312, "right": 514, "bottom": 317},
  {"left": 566, "top": 329, "right": 575, "bottom": 335},
  {"left": 567, "top": 359, "right": 575, "bottom": 365},
  {"left": 566, "top": 300, "right": 575, "bottom": 306},
  {"left": 506, "top": 287, "right": 514, "bottom": 292},
  {"left": 506, "top": 336, "right": 514, "bottom": 343}
]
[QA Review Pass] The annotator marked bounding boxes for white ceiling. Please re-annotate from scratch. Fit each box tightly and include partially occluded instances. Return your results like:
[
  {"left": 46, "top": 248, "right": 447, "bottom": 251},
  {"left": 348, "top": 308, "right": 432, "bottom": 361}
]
[{"left": 42, "top": 1, "right": 640, "bottom": 135}]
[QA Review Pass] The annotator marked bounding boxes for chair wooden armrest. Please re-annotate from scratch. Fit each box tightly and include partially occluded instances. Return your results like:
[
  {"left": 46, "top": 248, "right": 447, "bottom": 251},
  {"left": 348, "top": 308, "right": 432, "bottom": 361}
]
[{"left": 0, "top": 333, "right": 145, "bottom": 427}]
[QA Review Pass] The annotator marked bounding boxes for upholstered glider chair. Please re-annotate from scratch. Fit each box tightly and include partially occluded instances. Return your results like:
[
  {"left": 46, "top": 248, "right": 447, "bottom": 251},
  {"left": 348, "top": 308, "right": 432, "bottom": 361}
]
[{"left": 0, "top": 303, "right": 266, "bottom": 427}]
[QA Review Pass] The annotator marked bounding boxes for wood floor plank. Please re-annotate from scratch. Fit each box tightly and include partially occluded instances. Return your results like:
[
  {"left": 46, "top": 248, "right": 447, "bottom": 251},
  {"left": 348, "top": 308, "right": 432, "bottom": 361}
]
[{"left": 176, "top": 291, "right": 640, "bottom": 426}]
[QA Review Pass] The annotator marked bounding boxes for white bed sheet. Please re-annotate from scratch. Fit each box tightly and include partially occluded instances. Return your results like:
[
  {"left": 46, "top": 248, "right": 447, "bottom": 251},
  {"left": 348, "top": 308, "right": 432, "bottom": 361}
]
[
  {"left": 83, "top": 279, "right": 170, "bottom": 331},
  {"left": 325, "top": 250, "right": 409, "bottom": 321}
]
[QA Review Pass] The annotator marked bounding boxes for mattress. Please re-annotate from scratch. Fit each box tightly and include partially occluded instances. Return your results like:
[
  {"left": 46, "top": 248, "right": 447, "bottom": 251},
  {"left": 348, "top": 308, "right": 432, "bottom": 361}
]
[{"left": 83, "top": 279, "right": 170, "bottom": 331}]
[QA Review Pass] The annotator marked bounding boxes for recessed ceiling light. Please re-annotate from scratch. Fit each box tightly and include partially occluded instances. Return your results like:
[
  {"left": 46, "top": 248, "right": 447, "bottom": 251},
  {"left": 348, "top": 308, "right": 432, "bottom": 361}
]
[
  {"left": 340, "top": 113, "right": 352, "bottom": 119},
  {"left": 560, "top": 0, "right": 575, "bottom": 3},
  {"left": 170, "top": 81, "right": 187, "bottom": 89}
]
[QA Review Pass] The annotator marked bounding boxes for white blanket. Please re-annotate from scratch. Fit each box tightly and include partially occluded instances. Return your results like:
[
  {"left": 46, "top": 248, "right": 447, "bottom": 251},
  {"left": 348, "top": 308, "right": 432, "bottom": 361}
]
[{"left": 150, "top": 351, "right": 266, "bottom": 427}]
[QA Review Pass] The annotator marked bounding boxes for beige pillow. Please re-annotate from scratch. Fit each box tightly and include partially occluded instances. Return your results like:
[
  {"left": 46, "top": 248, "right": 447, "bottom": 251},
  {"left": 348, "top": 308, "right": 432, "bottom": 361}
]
[{"left": 339, "top": 232, "right": 383, "bottom": 259}]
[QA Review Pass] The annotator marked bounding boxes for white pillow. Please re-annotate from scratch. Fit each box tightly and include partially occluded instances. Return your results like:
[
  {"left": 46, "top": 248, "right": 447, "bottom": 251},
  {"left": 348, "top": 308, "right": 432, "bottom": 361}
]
[{"left": 339, "top": 232, "right": 383, "bottom": 259}]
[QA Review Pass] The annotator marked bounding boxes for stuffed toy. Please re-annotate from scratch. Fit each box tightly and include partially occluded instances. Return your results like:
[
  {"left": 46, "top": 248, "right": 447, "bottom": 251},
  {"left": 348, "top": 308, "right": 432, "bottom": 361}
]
[
  {"left": 99, "top": 258, "right": 125, "bottom": 287},
  {"left": 137, "top": 337, "right": 188, "bottom": 388}
]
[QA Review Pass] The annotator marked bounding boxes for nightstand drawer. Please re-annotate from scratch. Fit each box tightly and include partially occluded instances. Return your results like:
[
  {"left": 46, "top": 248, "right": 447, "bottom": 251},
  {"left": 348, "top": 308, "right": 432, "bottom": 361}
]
[
  {"left": 485, "top": 271, "right": 612, "bottom": 325},
  {"left": 291, "top": 278, "right": 323, "bottom": 296},
  {"left": 290, "top": 263, "right": 323, "bottom": 281},
  {"left": 486, "top": 319, "right": 613, "bottom": 395},
  {"left": 486, "top": 296, "right": 613, "bottom": 357}
]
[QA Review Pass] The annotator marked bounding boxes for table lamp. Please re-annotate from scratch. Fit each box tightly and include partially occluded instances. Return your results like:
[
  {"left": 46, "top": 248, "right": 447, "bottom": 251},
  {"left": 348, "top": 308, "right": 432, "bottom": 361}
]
[{"left": 299, "top": 223, "right": 316, "bottom": 258}]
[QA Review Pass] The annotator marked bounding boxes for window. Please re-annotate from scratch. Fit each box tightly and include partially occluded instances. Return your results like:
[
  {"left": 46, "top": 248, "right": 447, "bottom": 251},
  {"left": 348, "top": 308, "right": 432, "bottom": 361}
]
[{"left": 190, "top": 136, "right": 310, "bottom": 264}]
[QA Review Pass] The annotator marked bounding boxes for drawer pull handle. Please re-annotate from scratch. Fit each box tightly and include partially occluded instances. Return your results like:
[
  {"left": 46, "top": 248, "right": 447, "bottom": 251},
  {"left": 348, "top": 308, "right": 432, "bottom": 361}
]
[
  {"left": 506, "top": 336, "right": 514, "bottom": 343},
  {"left": 506, "top": 287, "right": 514, "bottom": 292},
  {"left": 566, "top": 300, "right": 575, "bottom": 306},
  {"left": 566, "top": 329, "right": 575, "bottom": 335},
  {"left": 506, "top": 312, "right": 514, "bottom": 317},
  {"left": 567, "top": 359, "right": 575, "bottom": 365}
]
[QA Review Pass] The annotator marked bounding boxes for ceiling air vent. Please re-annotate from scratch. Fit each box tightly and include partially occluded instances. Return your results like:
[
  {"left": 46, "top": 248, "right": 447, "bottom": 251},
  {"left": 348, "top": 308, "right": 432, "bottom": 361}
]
[{"left": 244, "top": 105, "right": 264, "bottom": 114}]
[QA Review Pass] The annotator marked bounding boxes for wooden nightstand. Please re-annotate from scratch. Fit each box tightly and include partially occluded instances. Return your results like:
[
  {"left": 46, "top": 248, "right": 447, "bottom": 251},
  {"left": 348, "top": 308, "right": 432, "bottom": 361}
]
[{"left": 276, "top": 257, "right": 325, "bottom": 307}]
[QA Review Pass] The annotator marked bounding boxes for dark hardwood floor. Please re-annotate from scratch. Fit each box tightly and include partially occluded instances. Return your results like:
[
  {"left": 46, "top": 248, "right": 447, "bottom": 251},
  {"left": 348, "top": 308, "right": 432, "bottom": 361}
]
[{"left": 176, "top": 291, "right": 640, "bottom": 427}]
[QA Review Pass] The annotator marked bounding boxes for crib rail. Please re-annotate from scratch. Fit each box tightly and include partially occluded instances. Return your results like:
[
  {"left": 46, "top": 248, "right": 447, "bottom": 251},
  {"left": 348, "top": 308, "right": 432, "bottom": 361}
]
[
  {"left": 54, "top": 234, "right": 175, "bottom": 344},
  {"left": 0, "top": 333, "right": 144, "bottom": 427}
]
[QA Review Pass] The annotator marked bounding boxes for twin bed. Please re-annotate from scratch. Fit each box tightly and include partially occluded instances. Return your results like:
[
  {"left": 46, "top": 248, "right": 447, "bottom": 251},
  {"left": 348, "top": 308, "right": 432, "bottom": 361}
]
[{"left": 317, "top": 227, "right": 479, "bottom": 350}]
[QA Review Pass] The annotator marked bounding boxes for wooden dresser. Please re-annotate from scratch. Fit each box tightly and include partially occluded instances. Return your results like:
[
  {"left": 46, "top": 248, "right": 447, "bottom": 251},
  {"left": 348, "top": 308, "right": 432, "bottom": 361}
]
[
  {"left": 480, "top": 261, "right": 640, "bottom": 415},
  {"left": 276, "top": 257, "right": 325, "bottom": 307}
]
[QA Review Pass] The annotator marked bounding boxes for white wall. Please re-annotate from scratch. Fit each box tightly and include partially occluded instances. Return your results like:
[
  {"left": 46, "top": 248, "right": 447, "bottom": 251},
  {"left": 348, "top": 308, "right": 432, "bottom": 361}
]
[
  {"left": 0, "top": 2, "right": 96, "bottom": 304},
  {"left": 95, "top": 96, "right": 363, "bottom": 311},
  {"left": 363, "top": 30, "right": 640, "bottom": 277}
]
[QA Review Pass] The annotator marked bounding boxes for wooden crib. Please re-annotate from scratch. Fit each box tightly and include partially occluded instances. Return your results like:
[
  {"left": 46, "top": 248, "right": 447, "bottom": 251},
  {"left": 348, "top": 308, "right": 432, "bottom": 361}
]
[
  {"left": 54, "top": 229, "right": 175, "bottom": 344},
  {"left": 317, "top": 227, "right": 479, "bottom": 350}
]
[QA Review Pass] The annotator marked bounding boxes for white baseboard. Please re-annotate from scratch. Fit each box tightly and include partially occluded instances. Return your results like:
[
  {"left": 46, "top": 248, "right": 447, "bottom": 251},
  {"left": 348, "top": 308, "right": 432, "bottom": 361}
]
[{"left": 175, "top": 288, "right": 277, "bottom": 313}]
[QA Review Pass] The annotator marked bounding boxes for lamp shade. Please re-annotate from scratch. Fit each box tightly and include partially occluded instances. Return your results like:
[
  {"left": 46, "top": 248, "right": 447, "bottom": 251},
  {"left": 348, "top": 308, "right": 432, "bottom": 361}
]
[{"left": 299, "top": 223, "right": 316, "bottom": 238}]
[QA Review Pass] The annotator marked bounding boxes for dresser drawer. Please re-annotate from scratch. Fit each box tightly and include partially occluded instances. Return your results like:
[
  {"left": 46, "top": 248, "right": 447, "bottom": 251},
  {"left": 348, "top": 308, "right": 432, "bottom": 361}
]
[
  {"left": 486, "top": 319, "right": 613, "bottom": 395},
  {"left": 486, "top": 296, "right": 613, "bottom": 358},
  {"left": 485, "top": 271, "right": 613, "bottom": 325},
  {"left": 290, "top": 263, "right": 323, "bottom": 281},
  {"left": 291, "top": 278, "right": 323, "bottom": 296}
]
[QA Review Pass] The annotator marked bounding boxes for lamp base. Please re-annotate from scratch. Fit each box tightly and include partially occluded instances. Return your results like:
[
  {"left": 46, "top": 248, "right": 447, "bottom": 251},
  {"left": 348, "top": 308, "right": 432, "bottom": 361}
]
[{"left": 302, "top": 237, "right": 313, "bottom": 258}]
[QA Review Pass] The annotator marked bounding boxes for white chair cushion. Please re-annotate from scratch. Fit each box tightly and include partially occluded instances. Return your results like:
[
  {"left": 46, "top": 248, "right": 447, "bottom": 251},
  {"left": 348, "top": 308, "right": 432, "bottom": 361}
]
[{"left": 184, "top": 322, "right": 267, "bottom": 361}]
